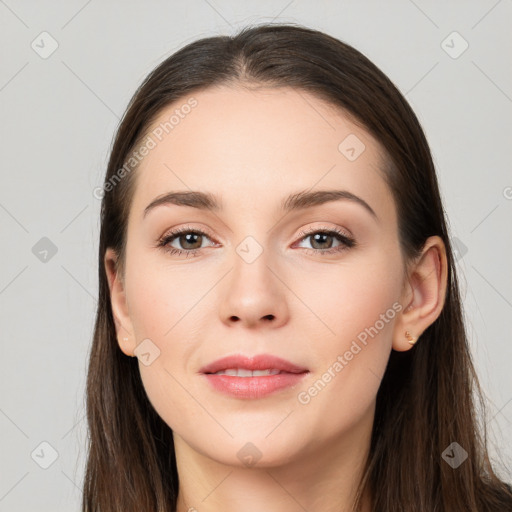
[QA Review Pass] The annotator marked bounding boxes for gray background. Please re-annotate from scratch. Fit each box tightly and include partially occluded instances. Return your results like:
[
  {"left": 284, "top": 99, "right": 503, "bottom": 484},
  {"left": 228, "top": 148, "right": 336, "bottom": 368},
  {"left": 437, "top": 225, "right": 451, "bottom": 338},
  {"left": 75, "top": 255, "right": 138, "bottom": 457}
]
[{"left": 1, "top": 1, "right": 511, "bottom": 510}]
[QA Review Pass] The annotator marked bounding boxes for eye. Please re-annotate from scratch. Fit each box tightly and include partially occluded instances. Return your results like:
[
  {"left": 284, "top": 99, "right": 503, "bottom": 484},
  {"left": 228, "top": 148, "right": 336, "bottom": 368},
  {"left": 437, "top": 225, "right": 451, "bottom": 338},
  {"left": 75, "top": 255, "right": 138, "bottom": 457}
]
[
  {"left": 156, "top": 224, "right": 356, "bottom": 258},
  {"left": 294, "top": 226, "right": 356, "bottom": 256},
  {"left": 156, "top": 225, "right": 216, "bottom": 258}
]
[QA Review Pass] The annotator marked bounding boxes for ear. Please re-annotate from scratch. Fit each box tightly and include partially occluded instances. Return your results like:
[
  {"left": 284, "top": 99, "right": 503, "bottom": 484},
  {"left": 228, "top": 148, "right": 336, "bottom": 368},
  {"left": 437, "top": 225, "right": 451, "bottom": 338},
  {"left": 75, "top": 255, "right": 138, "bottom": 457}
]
[
  {"left": 104, "top": 247, "right": 136, "bottom": 357},
  {"left": 392, "top": 236, "right": 448, "bottom": 352}
]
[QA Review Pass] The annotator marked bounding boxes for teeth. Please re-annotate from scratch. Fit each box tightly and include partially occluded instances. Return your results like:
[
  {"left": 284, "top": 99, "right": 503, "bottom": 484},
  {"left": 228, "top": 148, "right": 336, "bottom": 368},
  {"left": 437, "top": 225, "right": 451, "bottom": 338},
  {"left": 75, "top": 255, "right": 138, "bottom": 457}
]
[
  {"left": 252, "top": 369, "right": 279, "bottom": 376},
  {"left": 213, "top": 368, "right": 281, "bottom": 377}
]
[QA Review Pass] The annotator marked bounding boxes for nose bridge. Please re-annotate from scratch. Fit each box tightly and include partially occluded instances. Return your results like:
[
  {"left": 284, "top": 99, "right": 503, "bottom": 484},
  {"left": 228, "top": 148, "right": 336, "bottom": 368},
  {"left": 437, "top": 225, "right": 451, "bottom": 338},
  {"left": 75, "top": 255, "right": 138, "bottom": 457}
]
[{"left": 219, "top": 228, "right": 289, "bottom": 327}]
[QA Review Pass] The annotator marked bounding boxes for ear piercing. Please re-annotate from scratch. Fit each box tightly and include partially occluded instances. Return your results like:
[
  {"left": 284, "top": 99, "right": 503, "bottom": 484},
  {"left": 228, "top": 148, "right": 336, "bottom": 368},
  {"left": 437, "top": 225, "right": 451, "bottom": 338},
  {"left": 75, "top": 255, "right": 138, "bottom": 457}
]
[
  {"left": 405, "top": 330, "right": 417, "bottom": 345},
  {"left": 121, "top": 337, "right": 136, "bottom": 358}
]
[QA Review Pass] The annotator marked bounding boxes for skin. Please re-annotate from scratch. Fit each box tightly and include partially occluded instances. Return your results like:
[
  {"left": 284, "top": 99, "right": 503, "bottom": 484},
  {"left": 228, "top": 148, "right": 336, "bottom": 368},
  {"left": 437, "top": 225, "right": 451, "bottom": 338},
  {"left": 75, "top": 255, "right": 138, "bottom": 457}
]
[{"left": 105, "top": 85, "right": 448, "bottom": 512}]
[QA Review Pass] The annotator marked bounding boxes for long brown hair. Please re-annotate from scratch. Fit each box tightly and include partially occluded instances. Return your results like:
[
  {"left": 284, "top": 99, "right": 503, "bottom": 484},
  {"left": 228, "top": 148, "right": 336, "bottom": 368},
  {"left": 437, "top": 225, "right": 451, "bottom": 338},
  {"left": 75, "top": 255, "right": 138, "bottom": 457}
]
[{"left": 83, "top": 23, "right": 512, "bottom": 511}]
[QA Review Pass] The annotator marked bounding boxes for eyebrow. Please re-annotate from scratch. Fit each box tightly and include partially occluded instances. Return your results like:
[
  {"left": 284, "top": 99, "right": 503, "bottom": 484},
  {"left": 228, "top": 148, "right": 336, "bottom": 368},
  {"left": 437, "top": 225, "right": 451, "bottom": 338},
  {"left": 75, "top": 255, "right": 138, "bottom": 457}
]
[{"left": 143, "top": 189, "right": 377, "bottom": 220}]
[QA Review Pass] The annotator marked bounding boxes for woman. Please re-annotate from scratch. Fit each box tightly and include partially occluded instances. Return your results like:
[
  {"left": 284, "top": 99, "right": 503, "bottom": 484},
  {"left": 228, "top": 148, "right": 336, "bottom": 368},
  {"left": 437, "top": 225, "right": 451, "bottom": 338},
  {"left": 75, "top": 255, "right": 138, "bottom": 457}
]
[{"left": 83, "top": 23, "right": 512, "bottom": 511}]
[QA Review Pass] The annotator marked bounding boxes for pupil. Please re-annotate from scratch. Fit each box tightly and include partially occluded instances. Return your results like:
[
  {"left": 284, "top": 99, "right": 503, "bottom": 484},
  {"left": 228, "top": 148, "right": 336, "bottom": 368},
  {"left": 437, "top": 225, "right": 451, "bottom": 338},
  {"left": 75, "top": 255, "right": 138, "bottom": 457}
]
[
  {"left": 312, "top": 233, "right": 332, "bottom": 249},
  {"left": 182, "top": 233, "right": 201, "bottom": 249}
]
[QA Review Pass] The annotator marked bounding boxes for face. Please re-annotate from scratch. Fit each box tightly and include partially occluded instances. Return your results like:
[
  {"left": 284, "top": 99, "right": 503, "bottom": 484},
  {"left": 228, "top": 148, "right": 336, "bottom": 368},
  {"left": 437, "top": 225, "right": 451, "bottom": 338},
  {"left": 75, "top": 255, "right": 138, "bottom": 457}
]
[{"left": 110, "top": 85, "right": 408, "bottom": 467}]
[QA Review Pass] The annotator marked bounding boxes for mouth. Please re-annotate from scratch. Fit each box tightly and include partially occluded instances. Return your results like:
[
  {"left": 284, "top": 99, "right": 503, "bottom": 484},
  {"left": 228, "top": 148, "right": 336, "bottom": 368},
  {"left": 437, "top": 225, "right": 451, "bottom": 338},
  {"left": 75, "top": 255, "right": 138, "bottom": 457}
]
[
  {"left": 208, "top": 368, "right": 283, "bottom": 376},
  {"left": 200, "top": 354, "right": 309, "bottom": 399},
  {"left": 199, "top": 353, "right": 308, "bottom": 375}
]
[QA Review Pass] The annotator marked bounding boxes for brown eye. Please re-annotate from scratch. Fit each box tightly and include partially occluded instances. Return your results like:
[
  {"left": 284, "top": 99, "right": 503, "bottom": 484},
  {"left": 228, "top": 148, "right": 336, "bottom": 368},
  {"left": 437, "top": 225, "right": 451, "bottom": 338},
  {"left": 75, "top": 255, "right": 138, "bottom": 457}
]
[
  {"left": 175, "top": 232, "right": 203, "bottom": 250},
  {"left": 295, "top": 227, "right": 356, "bottom": 256},
  {"left": 308, "top": 232, "right": 336, "bottom": 250},
  {"left": 157, "top": 226, "right": 216, "bottom": 257}
]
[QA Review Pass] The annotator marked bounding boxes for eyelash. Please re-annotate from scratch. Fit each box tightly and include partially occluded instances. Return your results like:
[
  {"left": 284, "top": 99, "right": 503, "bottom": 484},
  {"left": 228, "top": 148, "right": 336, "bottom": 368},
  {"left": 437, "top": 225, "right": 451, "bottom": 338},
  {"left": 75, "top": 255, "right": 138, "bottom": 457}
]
[
  {"left": 156, "top": 224, "right": 356, "bottom": 258},
  {"left": 296, "top": 226, "right": 356, "bottom": 255}
]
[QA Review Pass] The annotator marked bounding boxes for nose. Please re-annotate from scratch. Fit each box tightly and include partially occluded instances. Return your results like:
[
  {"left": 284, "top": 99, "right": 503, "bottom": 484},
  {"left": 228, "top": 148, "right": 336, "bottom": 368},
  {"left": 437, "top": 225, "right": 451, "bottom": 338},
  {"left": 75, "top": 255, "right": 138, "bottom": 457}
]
[{"left": 219, "top": 245, "right": 290, "bottom": 329}]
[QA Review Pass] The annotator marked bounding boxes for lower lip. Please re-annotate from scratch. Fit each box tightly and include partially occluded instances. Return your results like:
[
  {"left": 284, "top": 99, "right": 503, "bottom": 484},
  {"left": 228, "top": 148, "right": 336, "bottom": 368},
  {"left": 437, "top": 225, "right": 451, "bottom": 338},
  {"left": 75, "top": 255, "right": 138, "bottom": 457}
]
[{"left": 203, "top": 372, "right": 308, "bottom": 399}]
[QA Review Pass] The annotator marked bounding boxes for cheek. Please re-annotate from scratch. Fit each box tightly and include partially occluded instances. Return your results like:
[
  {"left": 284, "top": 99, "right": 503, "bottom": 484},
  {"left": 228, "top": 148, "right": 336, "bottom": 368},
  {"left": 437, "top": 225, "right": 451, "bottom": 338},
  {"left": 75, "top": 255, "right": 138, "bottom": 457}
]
[
  {"left": 292, "top": 254, "right": 402, "bottom": 438},
  {"left": 125, "top": 249, "right": 210, "bottom": 340},
  {"left": 123, "top": 255, "right": 216, "bottom": 431},
  {"left": 290, "top": 247, "right": 403, "bottom": 345}
]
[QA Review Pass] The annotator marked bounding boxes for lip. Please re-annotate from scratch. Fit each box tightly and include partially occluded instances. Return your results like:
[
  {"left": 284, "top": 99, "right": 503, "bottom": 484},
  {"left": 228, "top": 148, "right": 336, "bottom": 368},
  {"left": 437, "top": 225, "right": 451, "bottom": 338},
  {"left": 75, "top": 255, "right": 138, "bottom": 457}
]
[
  {"left": 199, "top": 354, "right": 308, "bottom": 374},
  {"left": 200, "top": 354, "right": 309, "bottom": 399}
]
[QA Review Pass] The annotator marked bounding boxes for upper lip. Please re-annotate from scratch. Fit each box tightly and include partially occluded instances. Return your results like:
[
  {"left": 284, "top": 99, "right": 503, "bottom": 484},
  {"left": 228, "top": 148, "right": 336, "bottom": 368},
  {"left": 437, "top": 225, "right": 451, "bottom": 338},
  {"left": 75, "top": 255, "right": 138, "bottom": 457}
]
[{"left": 200, "top": 354, "right": 309, "bottom": 374}]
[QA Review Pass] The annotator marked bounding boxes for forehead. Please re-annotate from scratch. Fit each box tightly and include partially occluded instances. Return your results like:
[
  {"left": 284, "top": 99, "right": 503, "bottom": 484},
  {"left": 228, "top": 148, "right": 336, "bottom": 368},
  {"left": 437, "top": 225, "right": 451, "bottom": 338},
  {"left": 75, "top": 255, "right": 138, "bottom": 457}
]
[{"left": 129, "top": 85, "right": 394, "bottom": 222}]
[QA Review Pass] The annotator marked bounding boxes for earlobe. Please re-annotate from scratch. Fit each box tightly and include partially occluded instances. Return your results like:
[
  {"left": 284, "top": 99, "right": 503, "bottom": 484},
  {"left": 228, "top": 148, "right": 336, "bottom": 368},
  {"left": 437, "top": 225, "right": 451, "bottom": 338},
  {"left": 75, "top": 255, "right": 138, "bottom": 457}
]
[
  {"left": 404, "top": 330, "right": 417, "bottom": 346},
  {"left": 104, "top": 248, "right": 136, "bottom": 357},
  {"left": 392, "top": 236, "right": 448, "bottom": 352}
]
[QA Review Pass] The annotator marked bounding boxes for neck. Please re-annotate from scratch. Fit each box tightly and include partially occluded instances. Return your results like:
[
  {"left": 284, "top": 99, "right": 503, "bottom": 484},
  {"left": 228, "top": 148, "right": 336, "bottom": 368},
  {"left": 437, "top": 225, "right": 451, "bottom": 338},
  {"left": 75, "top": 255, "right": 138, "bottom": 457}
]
[{"left": 173, "top": 407, "right": 374, "bottom": 512}]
